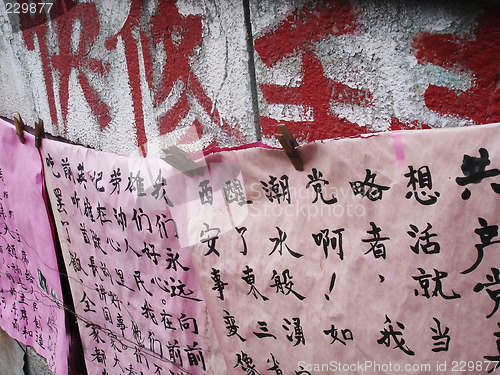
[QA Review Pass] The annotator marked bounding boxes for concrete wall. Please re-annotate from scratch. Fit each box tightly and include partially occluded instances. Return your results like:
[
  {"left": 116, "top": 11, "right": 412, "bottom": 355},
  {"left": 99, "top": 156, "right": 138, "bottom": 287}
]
[{"left": 1, "top": 0, "right": 499, "bottom": 157}]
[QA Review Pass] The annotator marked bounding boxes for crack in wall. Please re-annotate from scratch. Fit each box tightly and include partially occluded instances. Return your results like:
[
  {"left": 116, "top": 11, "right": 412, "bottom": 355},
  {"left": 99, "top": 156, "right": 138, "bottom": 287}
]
[{"left": 242, "top": 0, "right": 262, "bottom": 141}]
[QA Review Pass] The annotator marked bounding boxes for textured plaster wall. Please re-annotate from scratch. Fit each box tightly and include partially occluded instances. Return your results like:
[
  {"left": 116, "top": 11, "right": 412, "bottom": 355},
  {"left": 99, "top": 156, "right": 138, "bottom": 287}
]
[
  {"left": 0, "top": 2, "right": 499, "bottom": 373},
  {"left": 0, "top": 0, "right": 499, "bottom": 156},
  {"left": 253, "top": 0, "right": 500, "bottom": 143}
]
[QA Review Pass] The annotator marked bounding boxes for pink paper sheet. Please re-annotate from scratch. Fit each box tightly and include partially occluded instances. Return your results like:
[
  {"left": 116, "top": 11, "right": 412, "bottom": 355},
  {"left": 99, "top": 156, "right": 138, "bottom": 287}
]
[
  {"left": 44, "top": 122, "right": 500, "bottom": 375},
  {"left": 42, "top": 139, "right": 225, "bottom": 375},
  {"left": 0, "top": 119, "right": 68, "bottom": 374},
  {"left": 185, "top": 123, "right": 500, "bottom": 375}
]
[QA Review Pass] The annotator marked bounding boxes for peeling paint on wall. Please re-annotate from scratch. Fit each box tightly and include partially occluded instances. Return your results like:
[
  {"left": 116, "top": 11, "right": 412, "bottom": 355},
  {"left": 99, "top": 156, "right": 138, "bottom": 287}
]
[
  {"left": 252, "top": 0, "right": 499, "bottom": 145},
  {"left": 0, "top": 0, "right": 499, "bottom": 155}
]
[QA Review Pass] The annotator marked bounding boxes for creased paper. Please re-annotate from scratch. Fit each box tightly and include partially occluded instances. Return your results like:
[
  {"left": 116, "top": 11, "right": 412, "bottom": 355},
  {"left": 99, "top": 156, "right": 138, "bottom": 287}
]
[
  {"left": 42, "top": 139, "right": 225, "bottom": 375},
  {"left": 0, "top": 119, "right": 68, "bottom": 374},
  {"left": 186, "top": 123, "right": 500, "bottom": 375},
  {"left": 44, "top": 122, "right": 500, "bottom": 375}
]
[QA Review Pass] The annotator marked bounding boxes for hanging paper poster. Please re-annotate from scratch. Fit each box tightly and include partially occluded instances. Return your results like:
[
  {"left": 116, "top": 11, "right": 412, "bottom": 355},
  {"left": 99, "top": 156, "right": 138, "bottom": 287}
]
[
  {"left": 184, "top": 123, "right": 500, "bottom": 375},
  {"left": 42, "top": 139, "right": 226, "bottom": 375},
  {"left": 44, "top": 122, "right": 500, "bottom": 375},
  {"left": 0, "top": 118, "right": 68, "bottom": 374}
]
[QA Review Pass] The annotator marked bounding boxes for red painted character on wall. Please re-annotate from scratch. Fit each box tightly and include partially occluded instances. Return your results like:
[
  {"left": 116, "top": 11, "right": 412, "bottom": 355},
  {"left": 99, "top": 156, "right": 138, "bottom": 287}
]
[
  {"left": 19, "top": 0, "right": 245, "bottom": 155},
  {"left": 255, "top": 1, "right": 500, "bottom": 143},
  {"left": 254, "top": 1, "right": 371, "bottom": 143},
  {"left": 19, "top": 0, "right": 111, "bottom": 133},
  {"left": 413, "top": 8, "right": 500, "bottom": 125}
]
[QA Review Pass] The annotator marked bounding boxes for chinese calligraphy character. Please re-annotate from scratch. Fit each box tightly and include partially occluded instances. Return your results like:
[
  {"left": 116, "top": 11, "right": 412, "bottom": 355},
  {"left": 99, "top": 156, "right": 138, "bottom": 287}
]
[
  {"left": 53, "top": 188, "right": 67, "bottom": 214},
  {"left": 151, "top": 170, "right": 173, "bottom": 206},
  {"left": 165, "top": 248, "right": 189, "bottom": 272},
  {"left": 87, "top": 323, "right": 106, "bottom": 344},
  {"left": 160, "top": 310, "right": 175, "bottom": 331},
  {"left": 253, "top": 321, "right": 277, "bottom": 339},
  {"left": 80, "top": 291, "right": 96, "bottom": 313},
  {"left": 132, "top": 208, "right": 152, "bottom": 233},
  {"left": 236, "top": 226, "right": 248, "bottom": 255},
  {"left": 133, "top": 270, "right": 152, "bottom": 297},
  {"left": 404, "top": 165, "right": 440, "bottom": 205},
  {"left": 223, "top": 310, "right": 246, "bottom": 342},
  {"left": 125, "top": 171, "right": 146, "bottom": 197},
  {"left": 141, "top": 300, "right": 158, "bottom": 325},
  {"left": 323, "top": 324, "right": 353, "bottom": 345},
  {"left": 456, "top": 148, "right": 500, "bottom": 200},
  {"left": 306, "top": 168, "right": 337, "bottom": 204},
  {"left": 61, "top": 157, "right": 75, "bottom": 182},
  {"left": 76, "top": 162, "right": 87, "bottom": 187},
  {"left": 68, "top": 251, "right": 88, "bottom": 275},
  {"left": 413, "top": 268, "right": 461, "bottom": 300},
  {"left": 224, "top": 179, "right": 252, "bottom": 205},
  {"left": 270, "top": 269, "right": 305, "bottom": 300},
  {"left": 234, "top": 351, "right": 258, "bottom": 374},
  {"left": 89, "top": 171, "right": 105, "bottom": 193},
  {"left": 109, "top": 168, "right": 122, "bottom": 195},
  {"left": 282, "top": 317, "right": 305, "bottom": 346},
  {"left": 184, "top": 342, "right": 205, "bottom": 371},
  {"left": 141, "top": 243, "right": 161, "bottom": 265},
  {"left": 350, "top": 169, "right": 390, "bottom": 201},
  {"left": 45, "top": 154, "right": 61, "bottom": 178},
  {"left": 166, "top": 340, "right": 183, "bottom": 367},
  {"left": 113, "top": 207, "right": 127, "bottom": 231},
  {"left": 211, "top": 268, "right": 228, "bottom": 301},
  {"left": 362, "top": 222, "right": 389, "bottom": 259},
  {"left": 83, "top": 197, "right": 95, "bottom": 222},
  {"left": 151, "top": 276, "right": 202, "bottom": 302},
  {"left": 178, "top": 313, "right": 198, "bottom": 334},
  {"left": 484, "top": 323, "right": 500, "bottom": 373},
  {"left": 312, "top": 228, "right": 344, "bottom": 259},
  {"left": 474, "top": 267, "right": 500, "bottom": 319},
  {"left": 430, "top": 317, "right": 450, "bottom": 352},
  {"left": 407, "top": 223, "right": 440, "bottom": 254},
  {"left": 261, "top": 175, "right": 291, "bottom": 203},
  {"left": 463, "top": 217, "right": 500, "bottom": 274},
  {"left": 91, "top": 347, "right": 106, "bottom": 366},
  {"left": 377, "top": 315, "right": 414, "bottom": 356},
  {"left": 200, "top": 223, "right": 221, "bottom": 256},
  {"left": 242, "top": 265, "right": 268, "bottom": 301},
  {"left": 156, "top": 214, "right": 178, "bottom": 239},
  {"left": 96, "top": 202, "right": 111, "bottom": 225},
  {"left": 267, "top": 353, "right": 283, "bottom": 375},
  {"left": 198, "top": 180, "right": 213, "bottom": 205},
  {"left": 269, "top": 227, "right": 303, "bottom": 258}
]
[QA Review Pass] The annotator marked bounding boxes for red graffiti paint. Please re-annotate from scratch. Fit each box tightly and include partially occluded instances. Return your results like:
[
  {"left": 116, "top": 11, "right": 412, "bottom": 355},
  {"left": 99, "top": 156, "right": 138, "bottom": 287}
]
[
  {"left": 105, "top": 0, "right": 206, "bottom": 152},
  {"left": 105, "top": 0, "right": 246, "bottom": 153},
  {"left": 19, "top": 0, "right": 241, "bottom": 154},
  {"left": 413, "top": 7, "right": 500, "bottom": 124},
  {"left": 389, "top": 117, "right": 430, "bottom": 131},
  {"left": 255, "top": 1, "right": 356, "bottom": 68},
  {"left": 105, "top": 0, "right": 148, "bottom": 154},
  {"left": 149, "top": 0, "right": 203, "bottom": 104},
  {"left": 255, "top": 1, "right": 370, "bottom": 142},
  {"left": 20, "top": 0, "right": 111, "bottom": 134},
  {"left": 147, "top": 1, "right": 247, "bottom": 145}
]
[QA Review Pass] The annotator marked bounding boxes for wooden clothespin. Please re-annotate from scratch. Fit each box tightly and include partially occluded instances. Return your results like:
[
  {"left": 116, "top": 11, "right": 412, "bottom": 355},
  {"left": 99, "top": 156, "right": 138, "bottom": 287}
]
[
  {"left": 276, "top": 124, "right": 303, "bottom": 171},
  {"left": 35, "top": 118, "right": 44, "bottom": 149},
  {"left": 161, "top": 145, "right": 204, "bottom": 177},
  {"left": 13, "top": 113, "right": 25, "bottom": 144}
]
